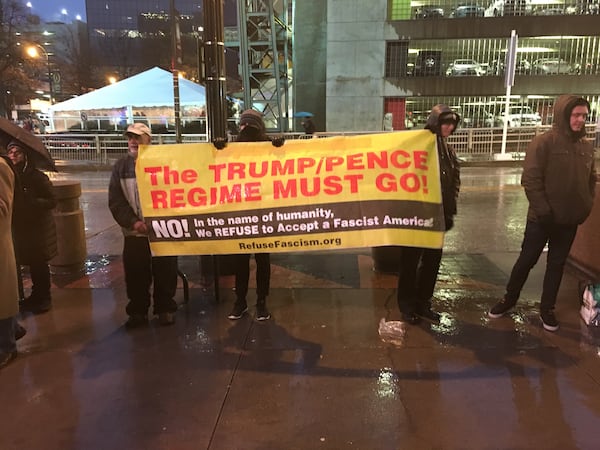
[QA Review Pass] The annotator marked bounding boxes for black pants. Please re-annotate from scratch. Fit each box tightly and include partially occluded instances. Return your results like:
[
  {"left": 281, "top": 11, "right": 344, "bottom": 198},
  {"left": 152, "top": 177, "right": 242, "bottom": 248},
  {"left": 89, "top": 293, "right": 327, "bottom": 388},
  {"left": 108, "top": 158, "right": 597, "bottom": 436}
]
[
  {"left": 505, "top": 220, "right": 577, "bottom": 311},
  {"left": 123, "top": 236, "right": 178, "bottom": 316},
  {"left": 234, "top": 253, "right": 270, "bottom": 303},
  {"left": 29, "top": 259, "right": 52, "bottom": 300},
  {"left": 396, "top": 246, "right": 443, "bottom": 314}
]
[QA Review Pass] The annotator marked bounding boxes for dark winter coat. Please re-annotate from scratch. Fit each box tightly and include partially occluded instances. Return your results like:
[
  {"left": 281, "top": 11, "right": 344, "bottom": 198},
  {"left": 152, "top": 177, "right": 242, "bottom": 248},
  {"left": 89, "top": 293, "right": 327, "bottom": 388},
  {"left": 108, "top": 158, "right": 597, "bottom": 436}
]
[
  {"left": 108, "top": 154, "right": 145, "bottom": 237},
  {"left": 425, "top": 104, "right": 461, "bottom": 230},
  {"left": 13, "top": 161, "right": 58, "bottom": 263},
  {"left": 522, "top": 95, "right": 597, "bottom": 225}
]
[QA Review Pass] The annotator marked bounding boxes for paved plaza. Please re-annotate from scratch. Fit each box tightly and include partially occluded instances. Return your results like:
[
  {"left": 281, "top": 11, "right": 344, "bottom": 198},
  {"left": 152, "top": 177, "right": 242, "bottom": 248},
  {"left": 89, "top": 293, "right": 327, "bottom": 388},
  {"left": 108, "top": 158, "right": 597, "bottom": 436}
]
[{"left": 2, "top": 166, "right": 599, "bottom": 450}]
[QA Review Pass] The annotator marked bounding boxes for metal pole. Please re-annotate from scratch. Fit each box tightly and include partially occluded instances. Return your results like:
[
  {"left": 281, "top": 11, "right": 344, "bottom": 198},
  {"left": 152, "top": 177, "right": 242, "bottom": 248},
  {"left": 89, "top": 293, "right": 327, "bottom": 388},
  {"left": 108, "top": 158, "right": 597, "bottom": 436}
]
[
  {"left": 170, "top": 0, "right": 182, "bottom": 143},
  {"left": 37, "top": 45, "right": 53, "bottom": 105},
  {"left": 500, "top": 30, "right": 518, "bottom": 158},
  {"left": 203, "top": 0, "right": 227, "bottom": 141},
  {"left": 203, "top": 0, "right": 227, "bottom": 301},
  {"left": 46, "top": 53, "right": 54, "bottom": 105}
]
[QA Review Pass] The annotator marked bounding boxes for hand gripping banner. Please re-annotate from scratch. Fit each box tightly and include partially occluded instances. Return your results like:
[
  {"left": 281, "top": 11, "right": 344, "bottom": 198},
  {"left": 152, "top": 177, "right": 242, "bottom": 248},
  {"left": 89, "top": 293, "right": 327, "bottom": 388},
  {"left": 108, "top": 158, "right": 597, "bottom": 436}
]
[{"left": 136, "top": 130, "right": 445, "bottom": 256}]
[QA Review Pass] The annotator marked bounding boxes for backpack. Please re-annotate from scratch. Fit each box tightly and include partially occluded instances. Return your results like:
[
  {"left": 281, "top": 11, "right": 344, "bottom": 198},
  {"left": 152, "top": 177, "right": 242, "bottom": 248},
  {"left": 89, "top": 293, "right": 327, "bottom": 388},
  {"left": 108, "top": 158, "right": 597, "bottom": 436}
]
[{"left": 580, "top": 282, "right": 600, "bottom": 326}]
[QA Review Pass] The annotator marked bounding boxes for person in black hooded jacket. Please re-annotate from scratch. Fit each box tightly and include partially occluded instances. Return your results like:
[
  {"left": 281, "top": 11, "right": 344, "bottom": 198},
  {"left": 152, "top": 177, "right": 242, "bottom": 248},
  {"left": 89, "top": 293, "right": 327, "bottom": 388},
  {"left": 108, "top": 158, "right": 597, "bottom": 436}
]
[
  {"left": 488, "top": 95, "right": 596, "bottom": 331},
  {"left": 226, "top": 109, "right": 283, "bottom": 321},
  {"left": 7, "top": 141, "right": 57, "bottom": 315},
  {"left": 396, "top": 105, "right": 461, "bottom": 325}
]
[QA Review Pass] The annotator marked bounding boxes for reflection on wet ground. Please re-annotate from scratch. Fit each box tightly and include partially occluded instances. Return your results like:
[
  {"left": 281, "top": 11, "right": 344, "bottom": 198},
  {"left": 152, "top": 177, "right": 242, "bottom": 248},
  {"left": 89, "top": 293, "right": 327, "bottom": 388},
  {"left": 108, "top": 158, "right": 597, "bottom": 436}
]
[{"left": 3, "top": 166, "right": 600, "bottom": 449}]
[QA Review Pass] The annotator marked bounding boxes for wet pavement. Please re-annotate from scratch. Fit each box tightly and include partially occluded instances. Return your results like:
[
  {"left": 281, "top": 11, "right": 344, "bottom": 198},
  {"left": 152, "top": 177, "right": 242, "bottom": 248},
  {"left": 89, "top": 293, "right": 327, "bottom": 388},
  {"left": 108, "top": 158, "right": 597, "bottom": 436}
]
[{"left": 2, "top": 167, "right": 600, "bottom": 450}]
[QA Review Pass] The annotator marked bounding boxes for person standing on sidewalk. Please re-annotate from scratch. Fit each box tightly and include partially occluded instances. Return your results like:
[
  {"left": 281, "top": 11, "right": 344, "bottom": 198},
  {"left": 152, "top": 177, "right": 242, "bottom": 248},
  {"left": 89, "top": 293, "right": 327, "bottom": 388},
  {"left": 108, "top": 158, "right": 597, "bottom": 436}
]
[
  {"left": 0, "top": 155, "right": 20, "bottom": 368},
  {"left": 396, "top": 104, "right": 461, "bottom": 324},
  {"left": 301, "top": 116, "right": 316, "bottom": 135},
  {"left": 7, "top": 141, "right": 57, "bottom": 315},
  {"left": 227, "top": 109, "right": 284, "bottom": 321},
  {"left": 488, "top": 95, "right": 597, "bottom": 331},
  {"left": 108, "top": 123, "right": 178, "bottom": 328}
]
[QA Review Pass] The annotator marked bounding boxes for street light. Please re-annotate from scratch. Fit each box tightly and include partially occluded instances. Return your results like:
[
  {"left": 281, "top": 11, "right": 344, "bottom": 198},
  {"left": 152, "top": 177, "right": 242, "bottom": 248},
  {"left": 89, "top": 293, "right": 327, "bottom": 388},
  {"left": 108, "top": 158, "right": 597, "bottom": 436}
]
[{"left": 26, "top": 44, "right": 53, "bottom": 104}]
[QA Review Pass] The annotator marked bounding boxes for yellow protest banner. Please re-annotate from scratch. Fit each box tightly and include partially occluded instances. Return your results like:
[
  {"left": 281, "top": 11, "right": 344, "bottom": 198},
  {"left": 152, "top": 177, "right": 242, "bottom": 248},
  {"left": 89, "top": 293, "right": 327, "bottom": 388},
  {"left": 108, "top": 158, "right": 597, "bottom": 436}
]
[{"left": 136, "top": 130, "right": 445, "bottom": 256}]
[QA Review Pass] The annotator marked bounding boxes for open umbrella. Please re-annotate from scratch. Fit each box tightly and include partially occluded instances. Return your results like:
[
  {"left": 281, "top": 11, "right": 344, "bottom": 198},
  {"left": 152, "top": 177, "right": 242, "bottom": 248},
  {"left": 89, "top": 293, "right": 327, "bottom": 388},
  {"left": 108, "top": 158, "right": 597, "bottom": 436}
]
[
  {"left": 294, "top": 111, "right": 314, "bottom": 118},
  {"left": 0, "top": 117, "right": 57, "bottom": 171}
]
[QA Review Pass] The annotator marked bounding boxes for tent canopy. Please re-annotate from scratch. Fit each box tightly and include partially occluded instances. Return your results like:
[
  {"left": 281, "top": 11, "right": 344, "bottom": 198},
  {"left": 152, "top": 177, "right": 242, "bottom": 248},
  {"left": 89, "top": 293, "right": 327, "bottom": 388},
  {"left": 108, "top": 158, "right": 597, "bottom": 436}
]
[{"left": 49, "top": 67, "right": 206, "bottom": 112}]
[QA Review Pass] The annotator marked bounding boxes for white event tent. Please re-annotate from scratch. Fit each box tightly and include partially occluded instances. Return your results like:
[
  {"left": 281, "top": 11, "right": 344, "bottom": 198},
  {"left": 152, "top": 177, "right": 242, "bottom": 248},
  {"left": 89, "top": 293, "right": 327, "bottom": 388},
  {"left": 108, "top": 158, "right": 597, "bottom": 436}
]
[{"left": 48, "top": 67, "right": 206, "bottom": 132}]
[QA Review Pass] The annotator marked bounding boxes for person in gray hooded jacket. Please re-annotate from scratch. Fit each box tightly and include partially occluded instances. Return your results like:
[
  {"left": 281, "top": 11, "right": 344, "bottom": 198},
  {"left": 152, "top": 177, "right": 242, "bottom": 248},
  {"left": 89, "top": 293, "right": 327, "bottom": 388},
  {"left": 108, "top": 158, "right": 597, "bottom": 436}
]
[
  {"left": 108, "top": 123, "right": 178, "bottom": 329},
  {"left": 396, "top": 104, "right": 461, "bottom": 324},
  {"left": 488, "top": 95, "right": 597, "bottom": 331}
]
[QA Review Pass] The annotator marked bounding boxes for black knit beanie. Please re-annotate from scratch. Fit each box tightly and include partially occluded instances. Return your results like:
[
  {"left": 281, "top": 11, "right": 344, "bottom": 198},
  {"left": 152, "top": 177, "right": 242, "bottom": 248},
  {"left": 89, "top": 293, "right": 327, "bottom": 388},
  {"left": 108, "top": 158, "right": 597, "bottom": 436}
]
[{"left": 239, "top": 109, "right": 266, "bottom": 134}]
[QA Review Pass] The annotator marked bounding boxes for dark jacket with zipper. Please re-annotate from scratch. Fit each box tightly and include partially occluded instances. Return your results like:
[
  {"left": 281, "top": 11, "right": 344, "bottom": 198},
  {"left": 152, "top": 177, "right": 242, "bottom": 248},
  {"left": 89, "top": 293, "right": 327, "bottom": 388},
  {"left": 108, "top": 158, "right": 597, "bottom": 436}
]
[
  {"left": 13, "top": 160, "right": 57, "bottom": 263},
  {"left": 425, "top": 104, "right": 461, "bottom": 230},
  {"left": 522, "top": 95, "right": 596, "bottom": 225}
]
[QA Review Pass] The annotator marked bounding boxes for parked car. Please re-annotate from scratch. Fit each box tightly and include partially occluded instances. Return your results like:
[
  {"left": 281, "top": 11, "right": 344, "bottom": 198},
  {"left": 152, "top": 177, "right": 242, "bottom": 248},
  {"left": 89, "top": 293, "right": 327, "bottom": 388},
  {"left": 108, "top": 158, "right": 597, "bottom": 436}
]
[
  {"left": 531, "top": 58, "right": 575, "bottom": 75},
  {"left": 533, "top": 6, "right": 564, "bottom": 15},
  {"left": 450, "top": 4, "right": 485, "bottom": 17},
  {"left": 414, "top": 50, "right": 443, "bottom": 76},
  {"left": 496, "top": 105, "right": 542, "bottom": 127},
  {"left": 446, "top": 59, "right": 486, "bottom": 76},
  {"left": 484, "top": 0, "right": 532, "bottom": 16},
  {"left": 456, "top": 106, "right": 497, "bottom": 128},
  {"left": 488, "top": 57, "right": 531, "bottom": 75},
  {"left": 414, "top": 5, "right": 445, "bottom": 18}
]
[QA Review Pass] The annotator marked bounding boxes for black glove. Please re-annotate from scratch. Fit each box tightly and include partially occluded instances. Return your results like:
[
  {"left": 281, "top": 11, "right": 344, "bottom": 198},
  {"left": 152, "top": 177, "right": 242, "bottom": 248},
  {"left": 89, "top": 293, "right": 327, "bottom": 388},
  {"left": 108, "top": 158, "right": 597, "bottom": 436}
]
[
  {"left": 271, "top": 136, "right": 285, "bottom": 147},
  {"left": 212, "top": 138, "right": 227, "bottom": 150},
  {"left": 537, "top": 214, "right": 553, "bottom": 227},
  {"left": 444, "top": 216, "right": 454, "bottom": 231}
]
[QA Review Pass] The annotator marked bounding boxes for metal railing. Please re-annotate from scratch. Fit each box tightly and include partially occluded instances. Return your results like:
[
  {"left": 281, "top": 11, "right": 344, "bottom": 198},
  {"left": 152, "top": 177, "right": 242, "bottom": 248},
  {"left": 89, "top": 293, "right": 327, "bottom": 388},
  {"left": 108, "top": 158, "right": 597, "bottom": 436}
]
[
  {"left": 41, "top": 125, "right": 598, "bottom": 166},
  {"left": 42, "top": 133, "right": 209, "bottom": 166}
]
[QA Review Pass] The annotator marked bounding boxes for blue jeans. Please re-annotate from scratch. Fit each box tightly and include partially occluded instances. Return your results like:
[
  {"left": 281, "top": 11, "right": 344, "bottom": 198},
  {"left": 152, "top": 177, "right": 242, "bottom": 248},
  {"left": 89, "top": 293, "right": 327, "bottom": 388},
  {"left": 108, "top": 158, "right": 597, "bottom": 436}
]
[
  {"left": 0, "top": 316, "right": 17, "bottom": 355},
  {"left": 505, "top": 220, "right": 577, "bottom": 311}
]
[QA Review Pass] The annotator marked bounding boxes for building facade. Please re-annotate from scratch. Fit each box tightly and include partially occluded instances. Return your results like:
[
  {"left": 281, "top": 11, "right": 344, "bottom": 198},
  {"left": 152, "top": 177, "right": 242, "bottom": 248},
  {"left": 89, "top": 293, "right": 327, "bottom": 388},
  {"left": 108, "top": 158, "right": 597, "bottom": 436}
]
[
  {"left": 84, "top": 0, "right": 242, "bottom": 87},
  {"left": 322, "top": 0, "right": 600, "bottom": 131},
  {"left": 15, "top": 17, "right": 89, "bottom": 113},
  {"left": 85, "top": 0, "right": 203, "bottom": 80}
]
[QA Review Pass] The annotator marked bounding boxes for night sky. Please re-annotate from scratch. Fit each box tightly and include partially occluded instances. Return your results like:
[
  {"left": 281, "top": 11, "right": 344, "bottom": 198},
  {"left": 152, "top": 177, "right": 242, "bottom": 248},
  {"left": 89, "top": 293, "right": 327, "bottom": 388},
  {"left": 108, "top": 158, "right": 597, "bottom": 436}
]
[{"left": 24, "top": 0, "right": 86, "bottom": 22}]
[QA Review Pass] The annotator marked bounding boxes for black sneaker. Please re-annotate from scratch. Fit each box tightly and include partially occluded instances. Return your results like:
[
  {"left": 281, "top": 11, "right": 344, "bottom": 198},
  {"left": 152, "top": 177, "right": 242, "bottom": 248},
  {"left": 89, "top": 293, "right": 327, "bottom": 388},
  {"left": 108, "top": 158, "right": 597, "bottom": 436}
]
[
  {"left": 20, "top": 297, "right": 52, "bottom": 315},
  {"left": 15, "top": 323, "right": 27, "bottom": 341},
  {"left": 417, "top": 308, "right": 441, "bottom": 323},
  {"left": 401, "top": 312, "right": 421, "bottom": 325},
  {"left": 228, "top": 302, "right": 248, "bottom": 320},
  {"left": 256, "top": 304, "right": 271, "bottom": 321},
  {"left": 125, "top": 314, "right": 149, "bottom": 329},
  {"left": 540, "top": 310, "right": 559, "bottom": 332},
  {"left": 488, "top": 297, "right": 517, "bottom": 318}
]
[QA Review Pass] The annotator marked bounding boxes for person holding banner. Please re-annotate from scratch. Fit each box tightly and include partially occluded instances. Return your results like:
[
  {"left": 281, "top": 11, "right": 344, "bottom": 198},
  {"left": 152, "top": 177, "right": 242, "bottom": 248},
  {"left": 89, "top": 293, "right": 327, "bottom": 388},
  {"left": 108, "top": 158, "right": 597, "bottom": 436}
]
[
  {"left": 108, "top": 123, "right": 178, "bottom": 329},
  {"left": 396, "top": 105, "right": 461, "bottom": 325},
  {"left": 488, "top": 95, "right": 596, "bottom": 331},
  {"left": 227, "top": 109, "right": 284, "bottom": 321}
]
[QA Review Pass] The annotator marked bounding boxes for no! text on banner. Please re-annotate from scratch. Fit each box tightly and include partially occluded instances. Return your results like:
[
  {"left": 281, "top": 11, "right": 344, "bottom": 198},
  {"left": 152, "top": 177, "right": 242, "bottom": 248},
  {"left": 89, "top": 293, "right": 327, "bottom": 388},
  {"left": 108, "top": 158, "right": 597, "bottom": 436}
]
[{"left": 136, "top": 130, "right": 445, "bottom": 256}]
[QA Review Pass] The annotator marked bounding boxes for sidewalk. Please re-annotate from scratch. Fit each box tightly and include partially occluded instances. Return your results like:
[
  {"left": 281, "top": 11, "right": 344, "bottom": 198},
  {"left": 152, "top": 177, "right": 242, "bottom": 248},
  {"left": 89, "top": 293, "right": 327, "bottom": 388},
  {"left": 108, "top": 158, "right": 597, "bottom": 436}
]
[{"left": 2, "top": 168, "right": 600, "bottom": 450}]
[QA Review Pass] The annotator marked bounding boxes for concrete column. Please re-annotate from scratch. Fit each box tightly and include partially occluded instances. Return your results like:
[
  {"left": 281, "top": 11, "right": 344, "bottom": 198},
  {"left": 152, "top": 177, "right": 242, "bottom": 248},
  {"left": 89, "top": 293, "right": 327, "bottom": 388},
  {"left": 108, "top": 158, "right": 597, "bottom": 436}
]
[{"left": 50, "top": 180, "right": 87, "bottom": 274}]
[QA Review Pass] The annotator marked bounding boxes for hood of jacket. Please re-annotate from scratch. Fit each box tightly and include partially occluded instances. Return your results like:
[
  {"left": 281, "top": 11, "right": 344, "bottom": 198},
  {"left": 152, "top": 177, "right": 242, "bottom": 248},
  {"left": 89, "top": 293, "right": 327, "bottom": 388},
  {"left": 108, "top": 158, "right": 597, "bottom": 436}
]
[
  {"left": 552, "top": 94, "right": 590, "bottom": 140},
  {"left": 425, "top": 104, "right": 461, "bottom": 136}
]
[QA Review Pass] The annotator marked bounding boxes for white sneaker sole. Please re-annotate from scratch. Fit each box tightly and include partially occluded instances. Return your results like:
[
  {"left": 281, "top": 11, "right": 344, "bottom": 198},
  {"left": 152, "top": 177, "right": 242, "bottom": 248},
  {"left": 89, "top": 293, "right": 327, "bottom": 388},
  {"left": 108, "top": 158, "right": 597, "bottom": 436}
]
[
  {"left": 540, "top": 317, "right": 559, "bottom": 332},
  {"left": 228, "top": 308, "right": 248, "bottom": 320},
  {"left": 488, "top": 310, "right": 511, "bottom": 319}
]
